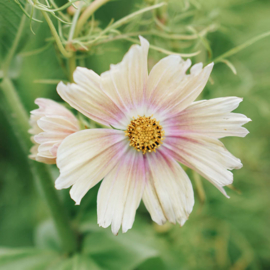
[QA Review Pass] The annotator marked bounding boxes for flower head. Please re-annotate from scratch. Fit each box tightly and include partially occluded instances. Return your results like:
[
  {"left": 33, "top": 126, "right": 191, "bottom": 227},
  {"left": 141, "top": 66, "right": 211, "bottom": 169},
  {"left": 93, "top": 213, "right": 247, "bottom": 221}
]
[
  {"left": 29, "top": 98, "right": 80, "bottom": 164},
  {"left": 56, "top": 36, "right": 250, "bottom": 234}
]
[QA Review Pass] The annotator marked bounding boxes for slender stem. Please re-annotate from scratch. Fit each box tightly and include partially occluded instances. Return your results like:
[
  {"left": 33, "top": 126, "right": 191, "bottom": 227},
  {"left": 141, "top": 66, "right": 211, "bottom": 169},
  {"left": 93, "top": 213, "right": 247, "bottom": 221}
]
[
  {"left": 192, "top": 171, "right": 205, "bottom": 204},
  {"left": 0, "top": 79, "right": 30, "bottom": 150},
  {"left": 213, "top": 30, "right": 270, "bottom": 63},
  {"left": 50, "top": 0, "right": 71, "bottom": 22},
  {"left": 85, "top": 3, "right": 166, "bottom": 46},
  {"left": 2, "top": 12, "right": 27, "bottom": 75},
  {"left": 68, "top": 1, "right": 83, "bottom": 41},
  {"left": 74, "top": 0, "right": 111, "bottom": 37},
  {"left": 0, "top": 78, "right": 77, "bottom": 253},
  {"left": 31, "top": 162, "right": 78, "bottom": 253},
  {"left": 66, "top": 1, "right": 83, "bottom": 81},
  {"left": 68, "top": 54, "right": 76, "bottom": 82},
  {"left": 41, "top": 10, "right": 73, "bottom": 58}
]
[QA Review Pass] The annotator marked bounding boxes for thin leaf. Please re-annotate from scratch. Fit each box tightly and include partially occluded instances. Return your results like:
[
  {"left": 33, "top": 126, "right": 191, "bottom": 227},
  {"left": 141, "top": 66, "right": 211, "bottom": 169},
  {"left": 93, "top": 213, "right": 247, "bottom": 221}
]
[
  {"left": 213, "top": 30, "right": 270, "bottom": 62},
  {"left": 220, "top": 59, "right": 237, "bottom": 75}
]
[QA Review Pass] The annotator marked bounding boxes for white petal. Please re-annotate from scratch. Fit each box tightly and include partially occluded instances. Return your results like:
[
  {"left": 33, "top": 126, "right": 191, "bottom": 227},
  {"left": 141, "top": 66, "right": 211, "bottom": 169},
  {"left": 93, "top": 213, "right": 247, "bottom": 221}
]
[
  {"left": 36, "top": 155, "right": 56, "bottom": 164},
  {"left": 97, "top": 150, "right": 145, "bottom": 235},
  {"left": 38, "top": 141, "right": 58, "bottom": 158},
  {"left": 145, "top": 152, "right": 194, "bottom": 226},
  {"left": 146, "top": 55, "right": 191, "bottom": 104},
  {"left": 34, "top": 115, "right": 78, "bottom": 146},
  {"left": 34, "top": 132, "right": 67, "bottom": 144},
  {"left": 29, "top": 98, "right": 80, "bottom": 164},
  {"left": 190, "top": 62, "right": 203, "bottom": 75},
  {"left": 100, "top": 36, "right": 149, "bottom": 117},
  {"left": 163, "top": 135, "right": 242, "bottom": 197},
  {"left": 142, "top": 162, "right": 166, "bottom": 225},
  {"left": 55, "top": 129, "right": 127, "bottom": 205},
  {"left": 37, "top": 116, "right": 79, "bottom": 133},
  {"left": 49, "top": 142, "right": 61, "bottom": 157},
  {"left": 57, "top": 68, "right": 127, "bottom": 129},
  {"left": 146, "top": 58, "right": 213, "bottom": 119},
  {"left": 164, "top": 97, "right": 251, "bottom": 138},
  {"left": 29, "top": 143, "right": 39, "bottom": 160},
  {"left": 32, "top": 98, "right": 77, "bottom": 125},
  {"left": 29, "top": 115, "right": 43, "bottom": 135}
]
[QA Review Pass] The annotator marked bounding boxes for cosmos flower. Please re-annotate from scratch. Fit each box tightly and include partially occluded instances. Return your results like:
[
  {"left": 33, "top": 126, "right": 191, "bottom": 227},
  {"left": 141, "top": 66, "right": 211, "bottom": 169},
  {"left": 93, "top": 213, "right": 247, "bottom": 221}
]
[
  {"left": 29, "top": 98, "right": 80, "bottom": 164},
  {"left": 56, "top": 36, "right": 250, "bottom": 235}
]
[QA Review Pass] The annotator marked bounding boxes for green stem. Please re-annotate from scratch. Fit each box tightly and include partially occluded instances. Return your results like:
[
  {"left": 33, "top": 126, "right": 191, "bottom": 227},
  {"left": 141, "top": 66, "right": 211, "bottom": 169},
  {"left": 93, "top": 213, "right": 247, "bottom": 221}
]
[
  {"left": 213, "top": 30, "right": 270, "bottom": 63},
  {"left": 2, "top": 11, "right": 27, "bottom": 75},
  {"left": 31, "top": 162, "right": 78, "bottom": 253},
  {"left": 67, "top": 2, "right": 83, "bottom": 82},
  {"left": 74, "top": 0, "right": 111, "bottom": 37},
  {"left": 192, "top": 171, "right": 205, "bottom": 204},
  {"left": 68, "top": 54, "right": 76, "bottom": 82},
  {"left": 68, "top": 1, "right": 83, "bottom": 41},
  {"left": 0, "top": 78, "right": 77, "bottom": 253},
  {"left": 0, "top": 79, "right": 30, "bottom": 150},
  {"left": 41, "top": 10, "right": 73, "bottom": 58}
]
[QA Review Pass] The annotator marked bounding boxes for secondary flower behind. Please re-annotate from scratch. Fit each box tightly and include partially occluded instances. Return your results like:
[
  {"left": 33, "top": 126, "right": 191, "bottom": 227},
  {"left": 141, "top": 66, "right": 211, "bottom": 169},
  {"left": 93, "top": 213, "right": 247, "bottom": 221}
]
[
  {"left": 29, "top": 98, "right": 80, "bottom": 164},
  {"left": 53, "top": 36, "right": 250, "bottom": 235}
]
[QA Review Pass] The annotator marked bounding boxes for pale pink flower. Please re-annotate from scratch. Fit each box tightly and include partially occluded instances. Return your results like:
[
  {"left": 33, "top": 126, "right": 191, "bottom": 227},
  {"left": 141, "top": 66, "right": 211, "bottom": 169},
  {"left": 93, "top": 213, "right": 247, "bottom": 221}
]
[
  {"left": 29, "top": 98, "right": 80, "bottom": 164},
  {"left": 56, "top": 37, "right": 250, "bottom": 234}
]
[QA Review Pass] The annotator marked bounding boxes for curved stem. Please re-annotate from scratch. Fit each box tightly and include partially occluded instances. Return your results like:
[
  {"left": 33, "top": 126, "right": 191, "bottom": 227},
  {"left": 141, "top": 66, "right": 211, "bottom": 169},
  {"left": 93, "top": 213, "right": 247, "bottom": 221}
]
[
  {"left": 74, "top": 0, "right": 111, "bottom": 37},
  {"left": 41, "top": 11, "right": 73, "bottom": 58}
]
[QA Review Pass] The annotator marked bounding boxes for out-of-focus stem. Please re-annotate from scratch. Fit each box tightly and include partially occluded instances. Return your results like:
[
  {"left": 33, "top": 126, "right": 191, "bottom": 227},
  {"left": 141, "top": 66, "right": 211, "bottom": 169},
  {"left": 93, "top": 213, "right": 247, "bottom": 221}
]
[
  {"left": 0, "top": 77, "right": 77, "bottom": 253},
  {"left": 1, "top": 10, "right": 77, "bottom": 252},
  {"left": 74, "top": 0, "right": 111, "bottom": 37},
  {"left": 2, "top": 11, "right": 27, "bottom": 75},
  {"left": 0, "top": 78, "right": 31, "bottom": 151},
  {"left": 193, "top": 171, "right": 205, "bottom": 204}
]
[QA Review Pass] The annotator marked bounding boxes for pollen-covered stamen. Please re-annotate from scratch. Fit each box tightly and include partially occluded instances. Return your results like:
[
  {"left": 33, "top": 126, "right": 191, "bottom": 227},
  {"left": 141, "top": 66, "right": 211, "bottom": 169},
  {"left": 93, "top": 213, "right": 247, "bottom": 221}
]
[{"left": 125, "top": 115, "right": 165, "bottom": 154}]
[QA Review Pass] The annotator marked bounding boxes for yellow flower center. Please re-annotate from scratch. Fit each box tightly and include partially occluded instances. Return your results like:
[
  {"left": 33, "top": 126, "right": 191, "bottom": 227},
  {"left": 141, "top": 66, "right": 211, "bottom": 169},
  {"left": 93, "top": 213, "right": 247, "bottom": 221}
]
[{"left": 125, "top": 115, "right": 165, "bottom": 154}]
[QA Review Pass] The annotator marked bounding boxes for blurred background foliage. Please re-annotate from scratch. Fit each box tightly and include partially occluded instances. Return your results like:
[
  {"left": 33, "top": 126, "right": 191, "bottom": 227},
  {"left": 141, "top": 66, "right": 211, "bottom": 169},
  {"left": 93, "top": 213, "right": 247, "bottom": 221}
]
[{"left": 0, "top": 0, "right": 270, "bottom": 269}]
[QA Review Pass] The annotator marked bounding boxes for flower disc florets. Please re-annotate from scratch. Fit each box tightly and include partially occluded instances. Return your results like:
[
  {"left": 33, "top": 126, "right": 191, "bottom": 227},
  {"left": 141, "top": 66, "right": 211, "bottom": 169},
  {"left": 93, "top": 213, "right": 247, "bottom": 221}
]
[{"left": 125, "top": 115, "right": 165, "bottom": 154}]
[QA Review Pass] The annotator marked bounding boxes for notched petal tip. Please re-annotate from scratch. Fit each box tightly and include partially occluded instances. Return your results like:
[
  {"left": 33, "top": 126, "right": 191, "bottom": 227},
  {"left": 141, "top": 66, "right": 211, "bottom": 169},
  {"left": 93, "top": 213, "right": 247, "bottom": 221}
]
[
  {"left": 138, "top": 35, "right": 150, "bottom": 48},
  {"left": 190, "top": 61, "right": 213, "bottom": 76},
  {"left": 190, "top": 62, "right": 203, "bottom": 75}
]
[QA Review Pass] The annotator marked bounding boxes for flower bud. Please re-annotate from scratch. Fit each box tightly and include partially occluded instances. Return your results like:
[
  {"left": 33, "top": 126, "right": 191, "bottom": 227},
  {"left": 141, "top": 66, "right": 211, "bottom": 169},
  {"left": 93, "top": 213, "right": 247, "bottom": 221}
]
[{"left": 29, "top": 98, "right": 80, "bottom": 164}]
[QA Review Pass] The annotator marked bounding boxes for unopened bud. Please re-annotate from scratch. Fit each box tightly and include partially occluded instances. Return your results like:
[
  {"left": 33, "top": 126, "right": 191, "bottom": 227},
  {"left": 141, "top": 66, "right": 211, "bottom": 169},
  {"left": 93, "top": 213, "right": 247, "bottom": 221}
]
[{"left": 67, "top": 1, "right": 85, "bottom": 16}]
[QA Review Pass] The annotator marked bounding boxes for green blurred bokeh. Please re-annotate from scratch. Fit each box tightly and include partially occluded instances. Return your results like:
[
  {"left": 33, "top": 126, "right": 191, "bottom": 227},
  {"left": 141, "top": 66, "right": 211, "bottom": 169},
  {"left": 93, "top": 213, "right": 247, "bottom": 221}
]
[{"left": 0, "top": 0, "right": 269, "bottom": 269}]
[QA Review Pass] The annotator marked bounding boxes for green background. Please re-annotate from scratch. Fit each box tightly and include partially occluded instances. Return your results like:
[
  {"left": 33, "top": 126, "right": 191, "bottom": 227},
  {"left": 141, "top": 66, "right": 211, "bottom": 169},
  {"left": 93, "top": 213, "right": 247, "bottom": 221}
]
[{"left": 0, "top": 0, "right": 269, "bottom": 269}]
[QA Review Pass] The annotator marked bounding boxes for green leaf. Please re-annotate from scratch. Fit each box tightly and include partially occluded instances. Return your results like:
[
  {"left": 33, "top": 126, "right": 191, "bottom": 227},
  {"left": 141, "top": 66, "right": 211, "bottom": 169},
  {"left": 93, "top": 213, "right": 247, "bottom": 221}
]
[
  {"left": 34, "top": 219, "right": 61, "bottom": 252},
  {"left": 0, "top": 0, "right": 29, "bottom": 68},
  {"left": 0, "top": 0, "right": 22, "bottom": 60},
  {"left": 54, "top": 254, "right": 103, "bottom": 270},
  {"left": 0, "top": 247, "right": 60, "bottom": 270},
  {"left": 82, "top": 228, "right": 158, "bottom": 270}
]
